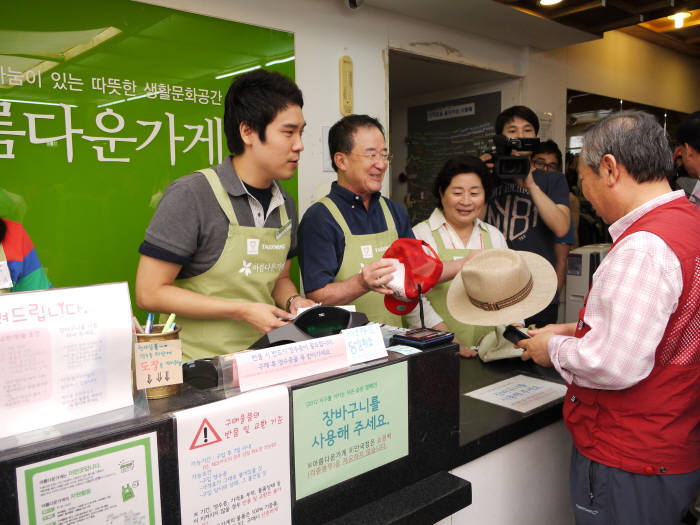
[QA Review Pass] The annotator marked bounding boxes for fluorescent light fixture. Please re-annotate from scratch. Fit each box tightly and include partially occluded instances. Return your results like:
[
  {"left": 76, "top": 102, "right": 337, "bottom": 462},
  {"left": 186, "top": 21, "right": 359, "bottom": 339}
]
[
  {"left": 0, "top": 97, "right": 76, "bottom": 108},
  {"left": 539, "top": 0, "right": 563, "bottom": 5},
  {"left": 96, "top": 91, "right": 164, "bottom": 108},
  {"left": 265, "top": 56, "right": 295, "bottom": 66},
  {"left": 668, "top": 11, "right": 691, "bottom": 28},
  {"left": 215, "top": 65, "right": 261, "bottom": 80}
]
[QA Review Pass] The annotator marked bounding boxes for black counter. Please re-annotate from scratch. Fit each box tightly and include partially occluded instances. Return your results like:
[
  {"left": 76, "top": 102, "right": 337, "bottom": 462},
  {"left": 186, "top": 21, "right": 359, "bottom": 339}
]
[
  {"left": 0, "top": 344, "right": 566, "bottom": 524},
  {"left": 454, "top": 355, "right": 566, "bottom": 467}
]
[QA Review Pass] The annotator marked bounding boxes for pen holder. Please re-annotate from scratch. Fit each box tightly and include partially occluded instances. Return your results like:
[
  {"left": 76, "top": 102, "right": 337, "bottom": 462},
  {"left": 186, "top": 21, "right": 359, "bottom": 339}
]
[{"left": 135, "top": 324, "right": 182, "bottom": 399}]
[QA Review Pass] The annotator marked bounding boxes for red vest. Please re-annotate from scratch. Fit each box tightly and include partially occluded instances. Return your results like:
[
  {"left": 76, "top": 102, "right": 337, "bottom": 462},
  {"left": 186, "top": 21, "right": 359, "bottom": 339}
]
[{"left": 566, "top": 196, "right": 700, "bottom": 475}]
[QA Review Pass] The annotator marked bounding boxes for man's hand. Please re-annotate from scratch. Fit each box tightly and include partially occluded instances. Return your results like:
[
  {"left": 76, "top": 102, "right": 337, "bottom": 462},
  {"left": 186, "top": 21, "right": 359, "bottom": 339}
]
[
  {"left": 289, "top": 296, "right": 316, "bottom": 315},
  {"left": 239, "top": 304, "right": 292, "bottom": 334},
  {"left": 360, "top": 259, "right": 396, "bottom": 295},
  {"left": 518, "top": 330, "right": 555, "bottom": 367}
]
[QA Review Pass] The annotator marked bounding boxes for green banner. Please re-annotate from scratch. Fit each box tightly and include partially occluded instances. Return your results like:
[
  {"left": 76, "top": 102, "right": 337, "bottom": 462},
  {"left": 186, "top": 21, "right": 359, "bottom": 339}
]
[
  {"left": 292, "top": 362, "right": 409, "bottom": 500},
  {"left": 1, "top": 1, "right": 296, "bottom": 315}
]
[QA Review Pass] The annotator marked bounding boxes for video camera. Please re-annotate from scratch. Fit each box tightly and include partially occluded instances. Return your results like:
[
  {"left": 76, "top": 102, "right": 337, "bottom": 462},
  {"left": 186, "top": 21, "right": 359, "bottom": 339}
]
[{"left": 490, "top": 134, "right": 540, "bottom": 180}]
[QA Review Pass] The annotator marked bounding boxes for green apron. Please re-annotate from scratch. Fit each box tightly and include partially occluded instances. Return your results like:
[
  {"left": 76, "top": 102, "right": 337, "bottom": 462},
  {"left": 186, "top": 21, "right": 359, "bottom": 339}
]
[
  {"left": 172, "top": 168, "right": 291, "bottom": 361},
  {"left": 425, "top": 222, "right": 494, "bottom": 347},
  {"left": 0, "top": 244, "right": 11, "bottom": 294},
  {"left": 320, "top": 197, "right": 402, "bottom": 326}
]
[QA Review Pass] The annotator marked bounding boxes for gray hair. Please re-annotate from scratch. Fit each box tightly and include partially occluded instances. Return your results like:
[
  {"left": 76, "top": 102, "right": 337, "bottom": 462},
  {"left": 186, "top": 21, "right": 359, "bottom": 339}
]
[{"left": 581, "top": 110, "right": 672, "bottom": 183}]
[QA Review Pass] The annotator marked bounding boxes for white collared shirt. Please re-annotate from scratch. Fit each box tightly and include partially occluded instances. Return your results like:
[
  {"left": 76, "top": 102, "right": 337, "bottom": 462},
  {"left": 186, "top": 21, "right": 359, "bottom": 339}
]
[{"left": 412, "top": 208, "right": 508, "bottom": 251}]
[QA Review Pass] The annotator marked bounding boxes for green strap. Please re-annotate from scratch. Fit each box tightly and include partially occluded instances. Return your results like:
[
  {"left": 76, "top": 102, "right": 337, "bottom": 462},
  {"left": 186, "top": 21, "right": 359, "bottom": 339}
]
[
  {"left": 200, "top": 168, "right": 238, "bottom": 226},
  {"left": 320, "top": 196, "right": 396, "bottom": 235}
]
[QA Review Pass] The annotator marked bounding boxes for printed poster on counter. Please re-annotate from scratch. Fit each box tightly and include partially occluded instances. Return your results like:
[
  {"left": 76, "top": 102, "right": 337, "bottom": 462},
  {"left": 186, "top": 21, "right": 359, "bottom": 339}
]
[
  {"left": 0, "top": 282, "right": 134, "bottom": 439},
  {"left": 293, "top": 361, "right": 409, "bottom": 499},
  {"left": 175, "top": 386, "right": 291, "bottom": 525},
  {"left": 16, "top": 432, "right": 161, "bottom": 525}
]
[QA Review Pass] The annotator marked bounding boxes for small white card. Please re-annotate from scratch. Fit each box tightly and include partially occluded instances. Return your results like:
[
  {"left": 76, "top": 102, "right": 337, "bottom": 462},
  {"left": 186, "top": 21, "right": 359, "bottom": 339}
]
[
  {"left": 342, "top": 322, "right": 388, "bottom": 365},
  {"left": 465, "top": 374, "right": 567, "bottom": 413},
  {"left": 0, "top": 260, "right": 12, "bottom": 289}
]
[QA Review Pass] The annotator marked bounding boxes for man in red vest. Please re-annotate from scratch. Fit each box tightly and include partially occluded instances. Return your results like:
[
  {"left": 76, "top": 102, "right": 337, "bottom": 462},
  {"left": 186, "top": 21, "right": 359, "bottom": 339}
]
[{"left": 518, "top": 110, "right": 700, "bottom": 524}]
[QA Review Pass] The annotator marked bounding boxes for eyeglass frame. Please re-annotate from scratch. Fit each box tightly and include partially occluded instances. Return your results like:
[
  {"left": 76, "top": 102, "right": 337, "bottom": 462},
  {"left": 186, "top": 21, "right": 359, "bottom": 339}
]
[
  {"left": 348, "top": 152, "right": 394, "bottom": 164},
  {"left": 532, "top": 158, "right": 560, "bottom": 171}
]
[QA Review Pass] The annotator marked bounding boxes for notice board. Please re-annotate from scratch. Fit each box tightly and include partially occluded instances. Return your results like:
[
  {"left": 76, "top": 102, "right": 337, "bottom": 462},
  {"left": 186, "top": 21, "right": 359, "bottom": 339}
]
[
  {"left": 0, "top": 0, "right": 296, "bottom": 315},
  {"left": 405, "top": 92, "right": 500, "bottom": 224}
]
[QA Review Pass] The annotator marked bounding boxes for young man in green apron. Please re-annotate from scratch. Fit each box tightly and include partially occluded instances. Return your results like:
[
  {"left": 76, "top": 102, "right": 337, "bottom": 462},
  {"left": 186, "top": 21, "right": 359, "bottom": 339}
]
[
  {"left": 135, "top": 70, "right": 314, "bottom": 361},
  {"left": 298, "top": 114, "right": 463, "bottom": 328}
]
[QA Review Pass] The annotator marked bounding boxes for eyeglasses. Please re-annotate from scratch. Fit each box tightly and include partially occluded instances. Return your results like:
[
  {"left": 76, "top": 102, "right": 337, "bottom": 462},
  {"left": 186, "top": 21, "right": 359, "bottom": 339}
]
[
  {"left": 351, "top": 152, "right": 393, "bottom": 164},
  {"left": 533, "top": 158, "right": 560, "bottom": 171}
]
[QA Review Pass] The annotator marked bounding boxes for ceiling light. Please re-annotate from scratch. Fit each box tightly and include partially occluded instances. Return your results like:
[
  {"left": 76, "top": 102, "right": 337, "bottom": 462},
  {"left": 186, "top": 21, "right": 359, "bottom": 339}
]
[
  {"left": 668, "top": 11, "right": 691, "bottom": 28},
  {"left": 539, "top": 0, "right": 563, "bottom": 6}
]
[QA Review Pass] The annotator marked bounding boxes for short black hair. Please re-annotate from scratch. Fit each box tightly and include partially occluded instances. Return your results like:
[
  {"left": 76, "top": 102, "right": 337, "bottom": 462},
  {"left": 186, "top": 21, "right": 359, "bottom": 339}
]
[
  {"left": 0, "top": 218, "right": 5, "bottom": 244},
  {"left": 676, "top": 111, "right": 700, "bottom": 152},
  {"left": 328, "top": 114, "right": 384, "bottom": 172},
  {"left": 495, "top": 105, "right": 539, "bottom": 135},
  {"left": 433, "top": 155, "right": 490, "bottom": 209},
  {"left": 532, "top": 139, "right": 563, "bottom": 170},
  {"left": 223, "top": 69, "right": 304, "bottom": 155}
]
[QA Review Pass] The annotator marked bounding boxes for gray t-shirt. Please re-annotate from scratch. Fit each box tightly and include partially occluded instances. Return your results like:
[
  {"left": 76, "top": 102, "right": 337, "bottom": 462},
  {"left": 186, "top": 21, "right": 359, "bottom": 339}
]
[{"left": 139, "top": 156, "right": 298, "bottom": 279}]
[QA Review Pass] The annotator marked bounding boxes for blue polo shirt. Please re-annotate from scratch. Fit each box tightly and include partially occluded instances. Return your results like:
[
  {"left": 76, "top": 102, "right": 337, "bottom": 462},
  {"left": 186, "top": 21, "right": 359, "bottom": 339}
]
[{"left": 298, "top": 182, "right": 414, "bottom": 293}]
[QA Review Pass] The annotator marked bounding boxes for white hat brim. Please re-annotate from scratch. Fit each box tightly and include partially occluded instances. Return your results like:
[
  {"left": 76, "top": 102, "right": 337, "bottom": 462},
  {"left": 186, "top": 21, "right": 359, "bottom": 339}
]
[{"left": 446, "top": 250, "right": 558, "bottom": 326}]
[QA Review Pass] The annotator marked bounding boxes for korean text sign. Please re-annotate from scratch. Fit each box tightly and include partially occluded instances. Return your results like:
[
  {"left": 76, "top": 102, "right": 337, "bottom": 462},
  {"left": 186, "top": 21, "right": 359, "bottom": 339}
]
[
  {"left": 16, "top": 432, "right": 161, "bottom": 525},
  {"left": 292, "top": 361, "right": 409, "bottom": 499},
  {"left": 0, "top": 282, "right": 134, "bottom": 439},
  {"left": 175, "top": 386, "right": 292, "bottom": 525},
  {"left": 2, "top": 0, "right": 296, "bottom": 314}
]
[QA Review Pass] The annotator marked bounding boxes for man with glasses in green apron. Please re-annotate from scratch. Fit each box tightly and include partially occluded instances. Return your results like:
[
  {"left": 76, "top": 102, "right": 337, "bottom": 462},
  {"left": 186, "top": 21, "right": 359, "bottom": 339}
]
[
  {"left": 136, "top": 70, "right": 314, "bottom": 361},
  {"left": 298, "top": 115, "right": 462, "bottom": 328}
]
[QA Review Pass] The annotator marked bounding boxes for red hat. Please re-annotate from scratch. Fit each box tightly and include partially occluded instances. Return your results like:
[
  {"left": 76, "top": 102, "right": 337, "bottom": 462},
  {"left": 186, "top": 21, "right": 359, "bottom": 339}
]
[{"left": 382, "top": 238, "right": 443, "bottom": 315}]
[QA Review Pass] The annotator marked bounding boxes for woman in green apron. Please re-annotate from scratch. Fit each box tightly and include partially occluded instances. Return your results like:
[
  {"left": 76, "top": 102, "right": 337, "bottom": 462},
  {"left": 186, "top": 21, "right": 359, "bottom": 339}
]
[{"left": 409, "top": 155, "right": 508, "bottom": 357}]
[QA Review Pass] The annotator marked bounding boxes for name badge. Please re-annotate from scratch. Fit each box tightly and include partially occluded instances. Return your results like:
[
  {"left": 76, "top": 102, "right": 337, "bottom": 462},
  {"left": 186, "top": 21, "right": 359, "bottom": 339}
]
[
  {"left": 276, "top": 221, "right": 292, "bottom": 240},
  {"left": 0, "top": 260, "right": 13, "bottom": 289},
  {"left": 246, "top": 238, "right": 260, "bottom": 255}
]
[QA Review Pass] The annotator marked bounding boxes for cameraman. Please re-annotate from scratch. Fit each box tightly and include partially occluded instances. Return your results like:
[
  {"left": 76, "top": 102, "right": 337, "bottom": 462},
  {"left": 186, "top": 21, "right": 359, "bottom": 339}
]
[{"left": 481, "top": 106, "right": 570, "bottom": 327}]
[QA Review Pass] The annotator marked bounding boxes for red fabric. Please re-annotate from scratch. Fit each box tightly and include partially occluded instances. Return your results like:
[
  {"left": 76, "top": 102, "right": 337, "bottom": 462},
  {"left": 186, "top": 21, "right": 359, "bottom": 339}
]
[
  {"left": 566, "top": 196, "right": 700, "bottom": 475},
  {"left": 382, "top": 238, "right": 443, "bottom": 315}
]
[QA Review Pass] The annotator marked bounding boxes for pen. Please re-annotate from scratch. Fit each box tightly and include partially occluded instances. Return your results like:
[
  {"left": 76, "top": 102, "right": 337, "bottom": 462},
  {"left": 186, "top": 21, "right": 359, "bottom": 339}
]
[
  {"left": 163, "top": 313, "right": 176, "bottom": 333},
  {"left": 132, "top": 316, "right": 144, "bottom": 334},
  {"left": 168, "top": 322, "right": 178, "bottom": 333},
  {"left": 145, "top": 312, "right": 154, "bottom": 334}
]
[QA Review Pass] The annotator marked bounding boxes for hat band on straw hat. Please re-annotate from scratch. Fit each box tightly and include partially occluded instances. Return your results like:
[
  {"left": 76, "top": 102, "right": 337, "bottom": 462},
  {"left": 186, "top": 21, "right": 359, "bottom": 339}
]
[{"left": 468, "top": 276, "right": 533, "bottom": 312}]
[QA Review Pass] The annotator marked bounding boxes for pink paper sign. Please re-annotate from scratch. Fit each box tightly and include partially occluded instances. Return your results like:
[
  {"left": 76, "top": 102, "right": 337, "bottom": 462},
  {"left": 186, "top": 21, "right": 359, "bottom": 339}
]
[{"left": 234, "top": 335, "right": 348, "bottom": 392}]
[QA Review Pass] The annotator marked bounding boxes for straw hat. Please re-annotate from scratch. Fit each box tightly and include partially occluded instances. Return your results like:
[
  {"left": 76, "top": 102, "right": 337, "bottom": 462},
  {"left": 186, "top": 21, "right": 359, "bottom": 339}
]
[{"left": 446, "top": 248, "right": 557, "bottom": 326}]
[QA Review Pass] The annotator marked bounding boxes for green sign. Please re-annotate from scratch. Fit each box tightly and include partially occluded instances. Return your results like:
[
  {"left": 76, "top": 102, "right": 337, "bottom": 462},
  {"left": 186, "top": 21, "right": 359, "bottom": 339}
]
[
  {"left": 292, "top": 362, "right": 409, "bottom": 500},
  {"left": 17, "top": 433, "right": 160, "bottom": 524},
  {"left": 1, "top": 0, "right": 296, "bottom": 316}
]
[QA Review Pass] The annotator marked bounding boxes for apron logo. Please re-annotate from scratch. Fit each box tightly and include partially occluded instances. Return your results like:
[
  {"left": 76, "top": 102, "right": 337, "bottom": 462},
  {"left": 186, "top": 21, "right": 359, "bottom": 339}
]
[
  {"left": 239, "top": 260, "right": 252, "bottom": 276},
  {"left": 247, "top": 238, "right": 260, "bottom": 255},
  {"left": 276, "top": 221, "right": 292, "bottom": 240},
  {"left": 360, "top": 245, "right": 373, "bottom": 259}
]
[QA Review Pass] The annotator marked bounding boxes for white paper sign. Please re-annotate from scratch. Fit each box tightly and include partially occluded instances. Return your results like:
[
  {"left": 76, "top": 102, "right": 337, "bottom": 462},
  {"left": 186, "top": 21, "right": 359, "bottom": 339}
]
[
  {"left": 342, "top": 323, "right": 388, "bottom": 365},
  {"left": 0, "top": 282, "right": 134, "bottom": 439},
  {"left": 465, "top": 374, "right": 567, "bottom": 413},
  {"left": 175, "top": 386, "right": 292, "bottom": 525},
  {"left": 16, "top": 432, "right": 161, "bottom": 525}
]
